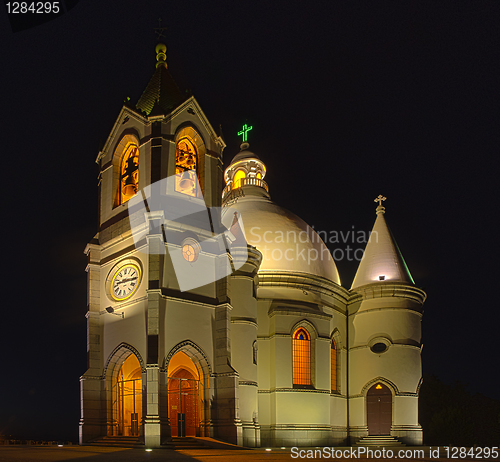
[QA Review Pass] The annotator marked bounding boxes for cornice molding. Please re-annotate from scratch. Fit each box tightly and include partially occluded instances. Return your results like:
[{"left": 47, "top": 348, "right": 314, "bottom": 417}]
[
  {"left": 349, "top": 282, "right": 426, "bottom": 304},
  {"left": 258, "top": 271, "right": 350, "bottom": 305}
]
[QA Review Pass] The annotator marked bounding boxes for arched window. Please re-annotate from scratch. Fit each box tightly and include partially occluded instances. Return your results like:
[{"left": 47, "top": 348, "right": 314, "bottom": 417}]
[
  {"left": 113, "top": 136, "right": 139, "bottom": 206},
  {"left": 331, "top": 339, "right": 338, "bottom": 392},
  {"left": 293, "top": 327, "right": 311, "bottom": 387},
  {"left": 233, "top": 169, "right": 246, "bottom": 189},
  {"left": 175, "top": 136, "right": 198, "bottom": 197}
]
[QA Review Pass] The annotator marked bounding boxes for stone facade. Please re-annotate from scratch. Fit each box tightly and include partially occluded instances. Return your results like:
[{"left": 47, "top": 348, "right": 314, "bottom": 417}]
[{"left": 79, "top": 44, "right": 426, "bottom": 448}]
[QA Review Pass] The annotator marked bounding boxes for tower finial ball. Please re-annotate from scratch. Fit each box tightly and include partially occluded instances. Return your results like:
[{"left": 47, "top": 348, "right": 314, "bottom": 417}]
[{"left": 155, "top": 43, "right": 167, "bottom": 54}]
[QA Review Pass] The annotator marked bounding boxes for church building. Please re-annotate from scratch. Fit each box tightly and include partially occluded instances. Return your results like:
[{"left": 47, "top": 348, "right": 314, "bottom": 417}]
[{"left": 79, "top": 42, "right": 426, "bottom": 448}]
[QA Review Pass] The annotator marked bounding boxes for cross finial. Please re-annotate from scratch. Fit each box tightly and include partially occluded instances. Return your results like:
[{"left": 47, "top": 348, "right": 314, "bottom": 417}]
[
  {"left": 374, "top": 195, "right": 387, "bottom": 207},
  {"left": 154, "top": 17, "right": 167, "bottom": 41},
  {"left": 238, "top": 123, "right": 253, "bottom": 142}
]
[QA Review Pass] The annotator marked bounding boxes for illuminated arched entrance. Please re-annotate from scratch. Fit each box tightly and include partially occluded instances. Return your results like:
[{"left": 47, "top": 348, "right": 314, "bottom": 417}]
[
  {"left": 367, "top": 382, "right": 392, "bottom": 436},
  {"left": 113, "top": 354, "right": 143, "bottom": 436},
  {"left": 167, "top": 352, "right": 203, "bottom": 437}
]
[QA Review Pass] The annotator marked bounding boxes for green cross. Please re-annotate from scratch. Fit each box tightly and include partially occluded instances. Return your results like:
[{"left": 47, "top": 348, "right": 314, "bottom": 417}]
[{"left": 238, "top": 124, "right": 253, "bottom": 142}]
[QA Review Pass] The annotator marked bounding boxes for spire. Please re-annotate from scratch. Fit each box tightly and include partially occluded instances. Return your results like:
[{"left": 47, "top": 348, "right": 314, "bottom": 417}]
[
  {"left": 136, "top": 40, "right": 187, "bottom": 116},
  {"left": 351, "top": 196, "right": 414, "bottom": 289}
]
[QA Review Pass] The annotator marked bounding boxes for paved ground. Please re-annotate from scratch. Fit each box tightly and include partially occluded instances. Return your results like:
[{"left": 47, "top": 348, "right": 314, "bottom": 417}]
[{"left": 0, "top": 446, "right": 498, "bottom": 462}]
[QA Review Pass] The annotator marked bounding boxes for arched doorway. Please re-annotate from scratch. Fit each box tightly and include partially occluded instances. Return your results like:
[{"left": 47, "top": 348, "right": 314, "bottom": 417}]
[
  {"left": 113, "top": 354, "right": 142, "bottom": 436},
  {"left": 167, "top": 352, "right": 202, "bottom": 437},
  {"left": 367, "top": 382, "right": 392, "bottom": 435}
]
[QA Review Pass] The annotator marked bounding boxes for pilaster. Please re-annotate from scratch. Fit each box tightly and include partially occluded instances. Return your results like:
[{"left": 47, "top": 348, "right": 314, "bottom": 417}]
[
  {"left": 143, "top": 214, "right": 165, "bottom": 448},
  {"left": 213, "top": 301, "right": 242, "bottom": 445},
  {"left": 80, "top": 242, "right": 104, "bottom": 443}
]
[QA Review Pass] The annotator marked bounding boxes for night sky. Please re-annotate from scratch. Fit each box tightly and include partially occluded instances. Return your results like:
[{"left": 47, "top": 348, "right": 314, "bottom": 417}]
[{"left": 1, "top": 0, "right": 498, "bottom": 442}]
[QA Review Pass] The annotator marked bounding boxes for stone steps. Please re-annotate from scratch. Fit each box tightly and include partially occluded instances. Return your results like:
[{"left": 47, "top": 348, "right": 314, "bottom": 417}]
[
  {"left": 163, "top": 437, "right": 212, "bottom": 450},
  {"left": 88, "top": 435, "right": 218, "bottom": 450},
  {"left": 87, "top": 436, "right": 143, "bottom": 448},
  {"left": 355, "top": 436, "right": 405, "bottom": 447}
]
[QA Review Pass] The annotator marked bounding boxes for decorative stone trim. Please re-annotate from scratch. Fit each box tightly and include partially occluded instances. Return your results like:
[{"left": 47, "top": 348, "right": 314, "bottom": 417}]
[
  {"left": 349, "top": 306, "right": 423, "bottom": 317},
  {"left": 349, "top": 283, "right": 427, "bottom": 304},
  {"left": 349, "top": 343, "right": 421, "bottom": 352},
  {"left": 359, "top": 376, "right": 399, "bottom": 397},
  {"left": 416, "top": 376, "right": 423, "bottom": 395},
  {"left": 269, "top": 307, "right": 332, "bottom": 320},
  {"left": 214, "top": 372, "right": 239, "bottom": 379},
  {"left": 239, "top": 381, "right": 258, "bottom": 387},
  {"left": 258, "top": 388, "right": 330, "bottom": 394},
  {"left": 103, "top": 342, "right": 147, "bottom": 377},
  {"left": 163, "top": 340, "right": 212, "bottom": 375},
  {"left": 80, "top": 375, "right": 102, "bottom": 380},
  {"left": 231, "top": 317, "right": 257, "bottom": 327},
  {"left": 258, "top": 272, "right": 349, "bottom": 304}
]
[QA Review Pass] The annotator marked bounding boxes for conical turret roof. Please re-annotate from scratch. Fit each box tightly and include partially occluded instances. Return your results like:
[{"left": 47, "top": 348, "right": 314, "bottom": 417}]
[
  {"left": 136, "top": 43, "right": 188, "bottom": 116},
  {"left": 351, "top": 198, "right": 414, "bottom": 289}
]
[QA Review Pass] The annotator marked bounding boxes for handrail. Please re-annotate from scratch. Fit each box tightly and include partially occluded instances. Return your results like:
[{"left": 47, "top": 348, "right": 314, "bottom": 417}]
[{"left": 222, "top": 177, "right": 268, "bottom": 199}]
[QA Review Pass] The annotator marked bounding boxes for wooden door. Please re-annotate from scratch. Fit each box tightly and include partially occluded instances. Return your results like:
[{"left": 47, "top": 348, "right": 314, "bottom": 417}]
[
  {"left": 367, "top": 383, "right": 392, "bottom": 435},
  {"left": 168, "top": 368, "right": 199, "bottom": 437}
]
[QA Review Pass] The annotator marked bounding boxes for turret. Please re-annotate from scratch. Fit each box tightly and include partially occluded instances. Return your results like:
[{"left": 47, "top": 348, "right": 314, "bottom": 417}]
[
  {"left": 348, "top": 196, "right": 426, "bottom": 446},
  {"left": 222, "top": 141, "right": 269, "bottom": 203}
]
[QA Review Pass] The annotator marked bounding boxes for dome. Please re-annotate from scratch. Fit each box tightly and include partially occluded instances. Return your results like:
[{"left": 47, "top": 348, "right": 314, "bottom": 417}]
[
  {"left": 230, "top": 145, "right": 261, "bottom": 164},
  {"left": 223, "top": 196, "right": 341, "bottom": 284}
]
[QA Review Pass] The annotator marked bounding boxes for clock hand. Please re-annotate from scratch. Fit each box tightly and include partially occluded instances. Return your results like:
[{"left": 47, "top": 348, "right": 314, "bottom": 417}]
[{"left": 116, "top": 277, "right": 138, "bottom": 284}]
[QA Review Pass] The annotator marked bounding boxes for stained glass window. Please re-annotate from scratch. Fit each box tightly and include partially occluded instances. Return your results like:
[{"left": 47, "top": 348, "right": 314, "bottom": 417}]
[
  {"left": 331, "top": 339, "right": 337, "bottom": 392},
  {"left": 293, "top": 328, "right": 311, "bottom": 386}
]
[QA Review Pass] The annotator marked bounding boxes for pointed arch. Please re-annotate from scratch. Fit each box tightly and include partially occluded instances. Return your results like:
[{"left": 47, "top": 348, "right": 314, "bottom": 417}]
[
  {"left": 104, "top": 342, "right": 146, "bottom": 378},
  {"left": 163, "top": 340, "right": 212, "bottom": 437},
  {"left": 103, "top": 343, "right": 145, "bottom": 437},
  {"left": 111, "top": 133, "right": 140, "bottom": 207},
  {"left": 330, "top": 328, "right": 342, "bottom": 394},
  {"left": 360, "top": 377, "right": 399, "bottom": 397},
  {"left": 331, "top": 338, "right": 338, "bottom": 392},
  {"left": 291, "top": 320, "right": 317, "bottom": 388},
  {"left": 174, "top": 126, "right": 206, "bottom": 198},
  {"left": 366, "top": 381, "right": 393, "bottom": 436},
  {"left": 163, "top": 340, "right": 212, "bottom": 377}
]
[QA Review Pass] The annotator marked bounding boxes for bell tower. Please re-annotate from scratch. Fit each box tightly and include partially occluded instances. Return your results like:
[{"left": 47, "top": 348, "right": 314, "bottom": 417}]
[{"left": 79, "top": 40, "right": 261, "bottom": 448}]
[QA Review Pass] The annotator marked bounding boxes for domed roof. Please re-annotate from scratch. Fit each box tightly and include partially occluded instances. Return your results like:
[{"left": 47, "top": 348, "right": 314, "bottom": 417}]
[
  {"left": 230, "top": 142, "right": 261, "bottom": 164},
  {"left": 223, "top": 196, "right": 341, "bottom": 285}
]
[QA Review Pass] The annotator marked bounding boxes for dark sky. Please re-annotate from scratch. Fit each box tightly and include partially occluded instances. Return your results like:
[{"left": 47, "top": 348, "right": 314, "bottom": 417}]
[{"left": 1, "top": 0, "right": 498, "bottom": 442}]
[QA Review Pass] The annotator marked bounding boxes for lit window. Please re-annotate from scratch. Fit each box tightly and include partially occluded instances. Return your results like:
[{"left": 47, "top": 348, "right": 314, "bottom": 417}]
[
  {"left": 181, "top": 238, "right": 200, "bottom": 263},
  {"left": 175, "top": 137, "right": 198, "bottom": 196},
  {"left": 233, "top": 169, "right": 246, "bottom": 189},
  {"left": 120, "top": 143, "right": 139, "bottom": 204},
  {"left": 331, "top": 339, "right": 338, "bottom": 392},
  {"left": 293, "top": 328, "right": 311, "bottom": 386}
]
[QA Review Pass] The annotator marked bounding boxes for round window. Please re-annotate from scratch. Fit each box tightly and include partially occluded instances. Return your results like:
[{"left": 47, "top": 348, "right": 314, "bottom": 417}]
[
  {"left": 370, "top": 342, "right": 388, "bottom": 354},
  {"left": 181, "top": 238, "right": 201, "bottom": 262}
]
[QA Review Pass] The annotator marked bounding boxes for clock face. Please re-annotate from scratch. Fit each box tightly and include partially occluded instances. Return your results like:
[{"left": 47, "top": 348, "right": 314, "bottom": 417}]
[{"left": 111, "top": 264, "right": 141, "bottom": 301}]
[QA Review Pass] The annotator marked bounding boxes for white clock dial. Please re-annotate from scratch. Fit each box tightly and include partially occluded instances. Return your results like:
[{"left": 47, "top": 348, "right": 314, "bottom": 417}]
[{"left": 111, "top": 264, "right": 141, "bottom": 300}]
